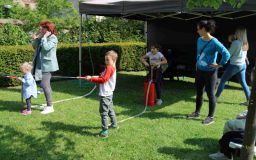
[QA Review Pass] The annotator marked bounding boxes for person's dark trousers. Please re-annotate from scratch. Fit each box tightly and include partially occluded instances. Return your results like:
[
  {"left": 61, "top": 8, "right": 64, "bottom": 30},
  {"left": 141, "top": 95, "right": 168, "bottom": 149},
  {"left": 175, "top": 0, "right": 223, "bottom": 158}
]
[
  {"left": 26, "top": 97, "right": 32, "bottom": 111},
  {"left": 155, "top": 68, "right": 162, "bottom": 99},
  {"left": 147, "top": 67, "right": 162, "bottom": 100},
  {"left": 99, "top": 95, "right": 117, "bottom": 130},
  {"left": 195, "top": 69, "right": 217, "bottom": 117}
]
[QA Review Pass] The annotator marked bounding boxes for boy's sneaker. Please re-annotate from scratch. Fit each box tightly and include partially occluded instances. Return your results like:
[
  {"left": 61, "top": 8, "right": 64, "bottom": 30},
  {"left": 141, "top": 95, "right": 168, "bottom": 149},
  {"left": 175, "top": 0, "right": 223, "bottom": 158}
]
[
  {"left": 99, "top": 130, "right": 108, "bottom": 138},
  {"left": 21, "top": 109, "right": 32, "bottom": 116},
  {"left": 110, "top": 123, "right": 119, "bottom": 129},
  {"left": 187, "top": 112, "right": 200, "bottom": 119},
  {"left": 41, "top": 106, "right": 54, "bottom": 114},
  {"left": 202, "top": 116, "right": 214, "bottom": 125},
  {"left": 209, "top": 151, "right": 232, "bottom": 160},
  {"left": 156, "top": 99, "right": 163, "bottom": 105}
]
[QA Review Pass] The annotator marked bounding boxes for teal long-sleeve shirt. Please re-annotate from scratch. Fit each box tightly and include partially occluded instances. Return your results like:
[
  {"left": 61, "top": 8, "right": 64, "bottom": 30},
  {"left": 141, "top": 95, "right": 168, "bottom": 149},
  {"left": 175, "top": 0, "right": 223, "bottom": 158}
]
[{"left": 196, "top": 37, "right": 230, "bottom": 71}]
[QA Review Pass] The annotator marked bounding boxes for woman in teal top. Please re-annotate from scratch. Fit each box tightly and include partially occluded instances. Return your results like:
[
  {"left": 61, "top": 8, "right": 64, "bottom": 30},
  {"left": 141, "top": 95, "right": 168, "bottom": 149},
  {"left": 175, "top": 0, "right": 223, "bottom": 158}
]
[
  {"left": 187, "top": 19, "right": 230, "bottom": 125},
  {"left": 32, "top": 20, "right": 59, "bottom": 114}
]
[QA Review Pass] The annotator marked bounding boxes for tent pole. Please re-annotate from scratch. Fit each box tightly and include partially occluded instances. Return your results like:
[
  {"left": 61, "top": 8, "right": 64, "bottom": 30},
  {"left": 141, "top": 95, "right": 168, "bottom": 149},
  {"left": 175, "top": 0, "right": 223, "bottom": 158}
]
[
  {"left": 79, "top": 13, "right": 82, "bottom": 78},
  {"left": 144, "top": 21, "right": 148, "bottom": 51}
]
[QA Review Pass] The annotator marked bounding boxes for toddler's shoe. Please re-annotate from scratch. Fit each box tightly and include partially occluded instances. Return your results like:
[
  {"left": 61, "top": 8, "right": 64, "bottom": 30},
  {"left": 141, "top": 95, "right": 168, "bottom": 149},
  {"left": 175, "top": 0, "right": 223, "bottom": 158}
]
[{"left": 21, "top": 109, "right": 32, "bottom": 116}]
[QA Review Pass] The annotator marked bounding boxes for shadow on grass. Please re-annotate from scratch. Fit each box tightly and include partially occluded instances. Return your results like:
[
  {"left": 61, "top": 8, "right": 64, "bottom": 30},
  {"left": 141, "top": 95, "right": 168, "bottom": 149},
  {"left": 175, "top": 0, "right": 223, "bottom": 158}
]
[
  {"left": 0, "top": 100, "right": 23, "bottom": 112},
  {"left": 141, "top": 111, "right": 202, "bottom": 122},
  {"left": 112, "top": 72, "right": 196, "bottom": 116},
  {"left": 0, "top": 124, "right": 84, "bottom": 160},
  {"left": 1, "top": 72, "right": 197, "bottom": 119},
  {"left": 0, "top": 87, "right": 21, "bottom": 93},
  {"left": 158, "top": 137, "right": 218, "bottom": 160},
  {"left": 41, "top": 121, "right": 100, "bottom": 136}
]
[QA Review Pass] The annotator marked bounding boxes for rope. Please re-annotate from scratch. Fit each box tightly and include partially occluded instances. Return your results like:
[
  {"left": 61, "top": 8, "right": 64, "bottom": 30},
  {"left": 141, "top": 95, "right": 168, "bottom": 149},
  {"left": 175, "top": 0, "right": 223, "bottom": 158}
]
[{"left": 117, "top": 66, "right": 154, "bottom": 124}]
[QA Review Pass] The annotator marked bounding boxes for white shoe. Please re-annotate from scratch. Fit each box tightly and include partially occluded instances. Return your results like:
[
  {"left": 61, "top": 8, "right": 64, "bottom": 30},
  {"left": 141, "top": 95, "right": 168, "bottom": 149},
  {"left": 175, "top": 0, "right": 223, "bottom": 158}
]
[
  {"left": 41, "top": 106, "right": 54, "bottom": 114},
  {"left": 209, "top": 152, "right": 232, "bottom": 160},
  {"left": 156, "top": 99, "right": 163, "bottom": 105}
]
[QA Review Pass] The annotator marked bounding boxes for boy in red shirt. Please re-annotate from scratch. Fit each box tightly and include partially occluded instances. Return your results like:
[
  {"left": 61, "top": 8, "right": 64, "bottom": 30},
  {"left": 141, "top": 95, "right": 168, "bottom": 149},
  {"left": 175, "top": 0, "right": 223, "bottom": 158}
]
[{"left": 81, "top": 50, "right": 118, "bottom": 137}]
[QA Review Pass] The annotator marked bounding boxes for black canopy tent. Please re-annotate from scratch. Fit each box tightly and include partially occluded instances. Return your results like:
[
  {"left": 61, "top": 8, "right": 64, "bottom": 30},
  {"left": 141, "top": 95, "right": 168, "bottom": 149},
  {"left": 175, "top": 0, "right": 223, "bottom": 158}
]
[{"left": 78, "top": 0, "right": 256, "bottom": 79}]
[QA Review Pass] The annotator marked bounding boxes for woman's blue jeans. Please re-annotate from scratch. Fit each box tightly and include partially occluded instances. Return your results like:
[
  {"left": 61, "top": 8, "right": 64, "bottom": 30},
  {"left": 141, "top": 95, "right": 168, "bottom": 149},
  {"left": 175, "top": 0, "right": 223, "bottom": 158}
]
[{"left": 216, "top": 64, "right": 250, "bottom": 100}]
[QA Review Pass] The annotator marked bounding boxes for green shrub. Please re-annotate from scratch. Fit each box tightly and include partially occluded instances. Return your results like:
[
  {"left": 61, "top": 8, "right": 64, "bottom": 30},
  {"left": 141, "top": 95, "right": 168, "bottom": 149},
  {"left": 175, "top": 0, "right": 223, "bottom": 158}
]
[
  {"left": 0, "top": 42, "right": 146, "bottom": 87},
  {"left": 0, "top": 24, "right": 30, "bottom": 45}
]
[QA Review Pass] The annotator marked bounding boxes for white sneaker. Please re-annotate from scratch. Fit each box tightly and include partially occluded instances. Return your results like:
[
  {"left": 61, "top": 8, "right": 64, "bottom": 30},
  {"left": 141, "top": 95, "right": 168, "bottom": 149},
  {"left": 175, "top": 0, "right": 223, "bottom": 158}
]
[
  {"left": 156, "top": 99, "right": 163, "bottom": 105},
  {"left": 209, "top": 152, "right": 232, "bottom": 160},
  {"left": 41, "top": 106, "right": 54, "bottom": 114}
]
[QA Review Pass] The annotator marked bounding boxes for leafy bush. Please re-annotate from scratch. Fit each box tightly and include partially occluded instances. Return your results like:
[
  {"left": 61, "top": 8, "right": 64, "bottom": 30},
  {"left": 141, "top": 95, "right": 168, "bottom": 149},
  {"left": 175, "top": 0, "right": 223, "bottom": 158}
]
[
  {"left": 0, "top": 42, "right": 146, "bottom": 86},
  {"left": 83, "top": 17, "right": 145, "bottom": 43},
  {"left": 0, "top": 24, "right": 30, "bottom": 45}
]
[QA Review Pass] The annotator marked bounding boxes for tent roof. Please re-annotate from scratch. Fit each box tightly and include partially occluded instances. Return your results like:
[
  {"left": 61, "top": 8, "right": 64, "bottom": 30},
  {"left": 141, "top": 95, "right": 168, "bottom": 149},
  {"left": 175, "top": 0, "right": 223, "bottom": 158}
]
[{"left": 79, "top": 0, "right": 256, "bottom": 20}]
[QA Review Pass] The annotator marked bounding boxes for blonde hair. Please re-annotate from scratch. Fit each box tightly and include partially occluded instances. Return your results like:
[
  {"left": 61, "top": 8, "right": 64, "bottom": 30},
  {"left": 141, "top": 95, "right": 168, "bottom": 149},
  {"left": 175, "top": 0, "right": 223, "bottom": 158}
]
[
  {"left": 105, "top": 50, "right": 118, "bottom": 62},
  {"left": 234, "top": 28, "right": 249, "bottom": 51},
  {"left": 20, "top": 62, "right": 33, "bottom": 72}
]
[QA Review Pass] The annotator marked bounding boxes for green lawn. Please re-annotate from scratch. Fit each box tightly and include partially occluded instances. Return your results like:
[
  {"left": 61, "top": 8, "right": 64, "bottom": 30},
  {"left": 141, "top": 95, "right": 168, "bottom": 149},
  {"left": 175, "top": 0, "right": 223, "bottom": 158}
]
[{"left": 0, "top": 71, "right": 248, "bottom": 160}]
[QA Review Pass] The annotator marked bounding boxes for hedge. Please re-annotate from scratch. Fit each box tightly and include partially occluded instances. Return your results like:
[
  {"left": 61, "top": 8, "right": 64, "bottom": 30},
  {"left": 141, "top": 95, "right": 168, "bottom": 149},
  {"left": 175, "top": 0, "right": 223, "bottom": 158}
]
[{"left": 0, "top": 42, "right": 146, "bottom": 87}]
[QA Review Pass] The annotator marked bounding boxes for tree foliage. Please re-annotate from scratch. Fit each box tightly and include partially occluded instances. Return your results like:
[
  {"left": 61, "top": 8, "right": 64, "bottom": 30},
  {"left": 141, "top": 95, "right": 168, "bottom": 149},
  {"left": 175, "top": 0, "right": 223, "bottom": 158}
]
[
  {"left": 83, "top": 17, "right": 145, "bottom": 43},
  {"left": 0, "top": 0, "right": 80, "bottom": 44},
  {"left": 0, "top": 0, "right": 144, "bottom": 44},
  {"left": 186, "top": 0, "right": 246, "bottom": 9},
  {"left": 0, "top": 24, "right": 30, "bottom": 45}
]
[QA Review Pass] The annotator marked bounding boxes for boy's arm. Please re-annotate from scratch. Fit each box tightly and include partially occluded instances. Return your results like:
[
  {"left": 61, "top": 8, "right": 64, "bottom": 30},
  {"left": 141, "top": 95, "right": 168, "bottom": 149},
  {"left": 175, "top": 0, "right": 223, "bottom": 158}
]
[{"left": 89, "top": 66, "right": 115, "bottom": 84}]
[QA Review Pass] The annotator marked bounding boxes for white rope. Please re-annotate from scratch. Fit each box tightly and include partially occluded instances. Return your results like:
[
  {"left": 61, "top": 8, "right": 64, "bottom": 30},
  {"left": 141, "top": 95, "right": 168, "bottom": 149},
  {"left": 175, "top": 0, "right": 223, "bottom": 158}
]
[
  {"left": 117, "top": 80, "right": 151, "bottom": 124},
  {"left": 32, "top": 84, "right": 97, "bottom": 108}
]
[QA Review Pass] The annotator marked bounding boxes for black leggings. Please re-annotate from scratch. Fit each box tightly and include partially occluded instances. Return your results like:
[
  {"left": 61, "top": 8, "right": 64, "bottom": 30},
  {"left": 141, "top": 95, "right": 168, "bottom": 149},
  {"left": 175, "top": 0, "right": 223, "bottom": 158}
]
[
  {"left": 147, "top": 67, "right": 162, "bottom": 99},
  {"left": 195, "top": 69, "right": 217, "bottom": 117},
  {"left": 26, "top": 97, "right": 32, "bottom": 111}
]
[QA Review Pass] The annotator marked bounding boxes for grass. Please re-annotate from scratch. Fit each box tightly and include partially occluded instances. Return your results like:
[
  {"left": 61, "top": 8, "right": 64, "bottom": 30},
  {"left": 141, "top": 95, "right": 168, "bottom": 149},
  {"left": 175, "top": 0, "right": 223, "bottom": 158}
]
[{"left": 0, "top": 71, "right": 249, "bottom": 160}]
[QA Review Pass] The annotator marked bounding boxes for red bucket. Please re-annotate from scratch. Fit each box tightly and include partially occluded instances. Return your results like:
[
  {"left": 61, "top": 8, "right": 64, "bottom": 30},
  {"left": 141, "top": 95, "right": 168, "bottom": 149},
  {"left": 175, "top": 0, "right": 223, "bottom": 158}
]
[{"left": 144, "top": 81, "right": 155, "bottom": 107}]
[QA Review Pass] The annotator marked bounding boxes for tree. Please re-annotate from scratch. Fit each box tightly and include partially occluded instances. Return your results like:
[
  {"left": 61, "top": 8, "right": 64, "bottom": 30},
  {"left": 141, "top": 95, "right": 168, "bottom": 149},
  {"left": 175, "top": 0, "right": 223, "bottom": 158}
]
[
  {"left": 186, "top": 0, "right": 246, "bottom": 9},
  {"left": 0, "top": 0, "right": 80, "bottom": 44},
  {"left": 36, "top": 0, "right": 79, "bottom": 29},
  {"left": 83, "top": 16, "right": 145, "bottom": 43},
  {"left": 240, "top": 68, "right": 256, "bottom": 159}
]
